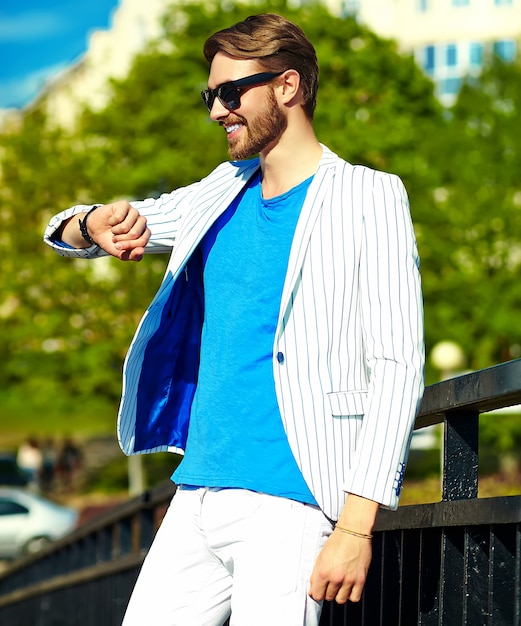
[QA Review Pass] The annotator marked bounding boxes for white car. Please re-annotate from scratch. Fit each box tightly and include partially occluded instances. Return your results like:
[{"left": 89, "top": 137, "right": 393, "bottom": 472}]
[{"left": 0, "top": 488, "right": 78, "bottom": 559}]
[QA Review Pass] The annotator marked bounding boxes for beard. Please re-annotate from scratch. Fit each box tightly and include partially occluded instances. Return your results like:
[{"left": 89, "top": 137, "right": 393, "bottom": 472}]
[{"left": 227, "top": 88, "right": 287, "bottom": 160}]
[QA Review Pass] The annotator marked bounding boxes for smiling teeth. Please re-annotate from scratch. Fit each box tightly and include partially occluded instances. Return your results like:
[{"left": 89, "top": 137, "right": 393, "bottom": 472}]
[{"left": 225, "top": 124, "right": 241, "bottom": 134}]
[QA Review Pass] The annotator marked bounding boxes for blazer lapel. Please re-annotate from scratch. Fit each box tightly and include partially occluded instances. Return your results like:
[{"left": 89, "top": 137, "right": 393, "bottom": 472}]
[
  {"left": 167, "top": 159, "right": 261, "bottom": 280},
  {"left": 276, "top": 146, "right": 338, "bottom": 337}
]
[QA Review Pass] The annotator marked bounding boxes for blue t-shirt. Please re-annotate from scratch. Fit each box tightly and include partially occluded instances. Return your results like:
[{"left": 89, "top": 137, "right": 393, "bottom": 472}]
[{"left": 172, "top": 172, "right": 316, "bottom": 505}]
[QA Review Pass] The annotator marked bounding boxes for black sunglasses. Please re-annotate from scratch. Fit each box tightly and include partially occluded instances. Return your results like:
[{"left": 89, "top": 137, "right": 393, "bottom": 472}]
[{"left": 201, "top": 71, "right": 285, "bottom": 112}]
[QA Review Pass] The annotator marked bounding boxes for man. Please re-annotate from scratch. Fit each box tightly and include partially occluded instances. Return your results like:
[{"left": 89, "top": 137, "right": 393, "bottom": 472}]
[{"left": 44, "top": 13, "right": 424, "bottom": 626}]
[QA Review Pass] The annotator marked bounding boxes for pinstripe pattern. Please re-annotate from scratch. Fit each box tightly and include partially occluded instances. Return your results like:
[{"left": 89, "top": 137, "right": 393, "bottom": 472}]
[
  {"left": 273, "top": 154, "right": 424, "bottom": 517},
  {"left": 44, "top": 145, "right": 424, "bottom": 521}
]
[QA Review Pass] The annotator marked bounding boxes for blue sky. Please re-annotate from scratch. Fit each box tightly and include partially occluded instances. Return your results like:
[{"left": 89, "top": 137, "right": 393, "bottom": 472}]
[{"left": 0, "top": 0, "right": 119, "bottom": 109}]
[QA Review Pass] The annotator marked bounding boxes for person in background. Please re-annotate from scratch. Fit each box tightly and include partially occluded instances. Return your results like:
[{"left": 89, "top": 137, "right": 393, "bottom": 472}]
[
  {"left": 44, "top": 13, "right": 424, "bottom": 626},
  {"left": 40, "top": 438, "right": 57, "bottom": 492},
  {"left": 56, "top": 437, "right": 82, "bottom": 493},
  {"left": 17, "top": 436, "right": 42, "bottom": 490}
]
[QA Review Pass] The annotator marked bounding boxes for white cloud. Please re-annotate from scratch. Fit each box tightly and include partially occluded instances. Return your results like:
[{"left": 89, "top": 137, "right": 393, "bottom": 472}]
[{"left": 0, "top": 11, "right": 68, "bottom": 42}]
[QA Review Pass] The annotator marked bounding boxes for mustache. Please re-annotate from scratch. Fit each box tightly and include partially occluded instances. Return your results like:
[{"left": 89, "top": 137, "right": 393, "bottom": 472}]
[{"left": 219, "top": 113, "right": 247, "bottom": 127}]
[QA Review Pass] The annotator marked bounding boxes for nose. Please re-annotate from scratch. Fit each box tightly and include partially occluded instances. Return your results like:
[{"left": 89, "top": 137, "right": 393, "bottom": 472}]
[{"left": 209, "top": 98, "right": 230, "bottom": 122}]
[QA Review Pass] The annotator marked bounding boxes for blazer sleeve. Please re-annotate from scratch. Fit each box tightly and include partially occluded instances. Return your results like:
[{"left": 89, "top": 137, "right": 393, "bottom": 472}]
[
  {"left": 343, "top": 167, "right": 425, "bottom": 509},
  {"left": 43, "top": 160, "right": 258, "bottom": 259},
  {"left": 42, "top": 180, "right": 203, "bottom": 259}
]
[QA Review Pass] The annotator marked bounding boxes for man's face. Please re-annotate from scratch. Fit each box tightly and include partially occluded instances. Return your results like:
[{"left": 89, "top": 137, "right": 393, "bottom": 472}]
[{"left": 207, "top": 52, "right": 287, "bottom": 160}]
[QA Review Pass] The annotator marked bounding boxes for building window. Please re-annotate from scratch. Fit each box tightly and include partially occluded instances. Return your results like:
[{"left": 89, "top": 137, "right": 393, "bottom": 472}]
[
  {"left": 439, "top": 77, "right": 462, "bottom": 96},
  {"left": 494, "top": 40, "right": 516, "bottom": 61},
  {"left": 469, "top": 43, "right": 483, "bottom": 67},
  {"left": 494, "top": 0, "right": 512, "bottom": 5},
  {"left": 417, "top": 0, "right": 429, "bottom": 12},
  {"left": 453, "top": 0, "right": 469, "bottom": 5},
  {"left": 423, "top": 45, "right": 435, "bottom": 73},
  {"left": 446, "top": 44, "right": 458, "bottom": 66},
  {"left": 341, "top": 0, "right": 360, "bottom": 17}
]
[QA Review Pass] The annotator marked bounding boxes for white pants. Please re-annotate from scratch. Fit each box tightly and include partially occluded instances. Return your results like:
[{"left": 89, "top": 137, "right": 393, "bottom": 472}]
[{"left": 122, "top": 487, "right": 333, "bottom": 626}]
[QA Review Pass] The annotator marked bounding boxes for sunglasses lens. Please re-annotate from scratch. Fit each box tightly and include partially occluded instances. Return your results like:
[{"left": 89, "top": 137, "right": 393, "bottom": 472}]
[
  {"left": 219, "top": 85, "right": 240, "bottom": 110},
  {"left": 201, "top": 90, "right": 212, "bottom": 111}
]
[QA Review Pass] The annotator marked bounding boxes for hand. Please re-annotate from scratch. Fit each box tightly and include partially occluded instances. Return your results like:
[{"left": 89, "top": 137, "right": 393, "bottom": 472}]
[
  {"left": 308, "top": 528, "right": 372, "bottom": 604},
  {"left": 83, "top": 201, "right": 150, "bottom": 261}
]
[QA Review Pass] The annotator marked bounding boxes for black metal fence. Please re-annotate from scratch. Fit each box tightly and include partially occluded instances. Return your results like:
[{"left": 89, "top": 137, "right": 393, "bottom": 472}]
[{"left": 1, "top": 359, "right": 520, "bottom": 625}]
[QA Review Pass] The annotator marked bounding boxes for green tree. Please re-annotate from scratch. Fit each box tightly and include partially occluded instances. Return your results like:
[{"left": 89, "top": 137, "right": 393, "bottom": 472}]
[
  {"left": 78, "top": 2, "right": 442, "bottom": 198},
  {"left": 0, "top": 110, "right": 165, "bottom": 434},
  {"left": 421, "top": 56, "right": 521, "bottom": 372},
  {"left": 0, "top": 0, "right": 453, "bottom": 436}
]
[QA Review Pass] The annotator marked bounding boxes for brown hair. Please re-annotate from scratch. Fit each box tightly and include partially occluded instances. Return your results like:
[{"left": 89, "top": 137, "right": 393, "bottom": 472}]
[{"left": 204, "top": 14, "right": 319, "bottom": 120}]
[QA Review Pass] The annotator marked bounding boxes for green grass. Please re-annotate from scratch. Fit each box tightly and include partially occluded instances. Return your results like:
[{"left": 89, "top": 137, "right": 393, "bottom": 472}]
[
  {"left": 400, "top": 471, "right": 521, "bottom": 505},
  {"left": 0, "top": 390, "right": 117, "bottom": 449}
]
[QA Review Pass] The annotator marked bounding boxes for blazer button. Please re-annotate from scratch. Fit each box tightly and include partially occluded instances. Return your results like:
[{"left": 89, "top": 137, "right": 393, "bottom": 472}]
[{"left": 276, "top": 352, "right": 285, "bottom": 364}]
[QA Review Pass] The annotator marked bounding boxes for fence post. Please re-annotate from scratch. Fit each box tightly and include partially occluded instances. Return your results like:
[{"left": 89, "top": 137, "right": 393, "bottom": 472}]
[{"left": 442, "top": 409, "right": 479, "bottom": 501}]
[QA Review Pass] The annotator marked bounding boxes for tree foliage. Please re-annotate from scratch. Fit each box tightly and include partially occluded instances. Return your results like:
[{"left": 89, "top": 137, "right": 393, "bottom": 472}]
[
  {"left": 0, "top": 1, "right": 519, "bottom": 441},
  {"left": 420, "top": 56, "right": 521, "bottom": 371}
]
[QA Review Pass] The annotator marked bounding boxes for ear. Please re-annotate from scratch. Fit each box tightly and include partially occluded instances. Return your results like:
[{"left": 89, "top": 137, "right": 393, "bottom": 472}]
[{"left": 278, "top": 69, "right": 301, "bottom": 106}]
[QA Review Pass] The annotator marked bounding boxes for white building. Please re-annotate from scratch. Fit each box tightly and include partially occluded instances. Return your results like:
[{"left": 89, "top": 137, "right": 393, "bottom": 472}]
[
  {"left": 342, "top": 0, "right": 520, "bottom": 105},
  {"left": 35, "top": 0, "right": 170, "bottom": 128}
]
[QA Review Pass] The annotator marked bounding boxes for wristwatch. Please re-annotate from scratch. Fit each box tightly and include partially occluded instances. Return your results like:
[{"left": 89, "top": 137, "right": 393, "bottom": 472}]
[{"left": 78, "top": 205, "right": 101, "bottom": 245}]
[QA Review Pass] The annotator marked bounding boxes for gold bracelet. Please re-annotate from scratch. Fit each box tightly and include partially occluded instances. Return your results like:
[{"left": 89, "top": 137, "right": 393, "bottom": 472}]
[{"left": 335, "top": 525, "right": 373, "bottom": 539}]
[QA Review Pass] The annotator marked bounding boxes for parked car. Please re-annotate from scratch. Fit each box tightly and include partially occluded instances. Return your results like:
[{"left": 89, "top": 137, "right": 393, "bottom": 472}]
[
  {"left": 0, "top": 488, "right": 78, "bottom": 559},
  {"left": 0, "top": 454, "right": 29, "bottom": 487}
]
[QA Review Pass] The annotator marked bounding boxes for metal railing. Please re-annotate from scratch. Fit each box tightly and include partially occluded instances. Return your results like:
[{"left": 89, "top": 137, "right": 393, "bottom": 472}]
[{"left": 1, "top": 359, "right": 520, "bottom": 625}]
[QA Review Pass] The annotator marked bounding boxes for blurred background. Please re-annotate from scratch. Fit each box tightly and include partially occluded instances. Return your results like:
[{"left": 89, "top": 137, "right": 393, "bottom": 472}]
[{"left": 0, "top": 0, "right": 519, "bottom": 532}]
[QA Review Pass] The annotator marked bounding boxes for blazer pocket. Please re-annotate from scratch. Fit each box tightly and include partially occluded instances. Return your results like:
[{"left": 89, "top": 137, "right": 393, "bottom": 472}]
[{"left": 327, "top": 390, "right": 368, "bottom": 418}]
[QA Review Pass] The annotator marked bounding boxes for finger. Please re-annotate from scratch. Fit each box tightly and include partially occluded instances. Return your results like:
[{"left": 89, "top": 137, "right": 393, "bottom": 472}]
[
  {"left": 325, "top": 582, "right": 342, "bottom": 602},
  {"left": 128, "top": 247, "right": 145, "bottom": 262},
  {"left": 113, "top": 216, "right": 148, "bottom": 240},
  {"left": 309, "top": 578, "right": 341, "bottom": 603},
  {"left": 107, "top": 201, "right": 133, "bottom": 227},
  {"left": 308, "top": 578, "right": 327, "bottom": 602},
  {"left": 334, "top": 584, "right": 353, "bottom": 605},
  {"left": 346, "top": 580, "right": 364, "bottom": 603},
  {"left": 111, "top": 215, "right": 148, "bottom": 239},
  {"left": 334, "top": 574, "right": 366, "bottom": 604},
  {"left": 114, "top": 241, "right": 146, "bottom": 259},
  {"left": 116, "top": 246, "right": 145, "bottom": 262},
  {"left": 114, "top": 229, "right": 150, "bottom": 253}
]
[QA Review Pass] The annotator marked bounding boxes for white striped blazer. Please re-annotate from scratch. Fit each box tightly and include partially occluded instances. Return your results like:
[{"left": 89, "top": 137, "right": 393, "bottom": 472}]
[{"left": 44, "top": 145, "right": 425, "bottom": 520}]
